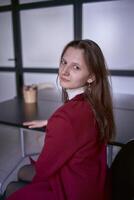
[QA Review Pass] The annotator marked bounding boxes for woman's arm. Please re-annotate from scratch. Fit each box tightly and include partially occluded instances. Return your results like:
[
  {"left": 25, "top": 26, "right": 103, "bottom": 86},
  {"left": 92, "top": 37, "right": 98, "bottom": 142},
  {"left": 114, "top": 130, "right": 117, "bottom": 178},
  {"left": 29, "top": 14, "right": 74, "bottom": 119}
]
[
  {"left": 23, "top": 120, "right": 48, "bottom": 128},
  {"left": 33, "top": 112, "right": 79, "bottom": 181}
]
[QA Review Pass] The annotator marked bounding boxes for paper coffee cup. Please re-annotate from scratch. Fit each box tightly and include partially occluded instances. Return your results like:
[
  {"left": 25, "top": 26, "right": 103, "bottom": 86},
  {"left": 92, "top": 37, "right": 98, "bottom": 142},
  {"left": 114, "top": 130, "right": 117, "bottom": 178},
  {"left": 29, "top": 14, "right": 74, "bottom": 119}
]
[{"left": 23, "top": 85, "right": 37, "bottom": 103}]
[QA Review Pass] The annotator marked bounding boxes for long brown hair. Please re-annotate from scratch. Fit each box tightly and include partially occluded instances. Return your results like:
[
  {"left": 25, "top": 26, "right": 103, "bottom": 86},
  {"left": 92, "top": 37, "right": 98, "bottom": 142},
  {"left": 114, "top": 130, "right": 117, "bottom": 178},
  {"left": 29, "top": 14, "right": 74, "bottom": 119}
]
[{"left": 59, "top": 39, "right": 115, "bottom": 142}]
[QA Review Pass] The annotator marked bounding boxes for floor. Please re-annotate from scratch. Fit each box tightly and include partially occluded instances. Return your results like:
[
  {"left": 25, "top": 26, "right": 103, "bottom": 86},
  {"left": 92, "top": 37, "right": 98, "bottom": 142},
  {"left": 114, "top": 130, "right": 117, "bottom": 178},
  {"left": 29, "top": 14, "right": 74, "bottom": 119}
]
[{"left": 0, "top": 124, "right": 45, "bottom": 194}]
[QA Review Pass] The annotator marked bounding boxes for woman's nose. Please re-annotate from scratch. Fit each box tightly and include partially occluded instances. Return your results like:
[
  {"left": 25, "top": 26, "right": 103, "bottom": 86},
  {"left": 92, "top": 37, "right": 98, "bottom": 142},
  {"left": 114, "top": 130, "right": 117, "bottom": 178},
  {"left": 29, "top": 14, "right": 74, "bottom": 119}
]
[{"left": 62, "top": 65, "right": 70, "bottom": 75}]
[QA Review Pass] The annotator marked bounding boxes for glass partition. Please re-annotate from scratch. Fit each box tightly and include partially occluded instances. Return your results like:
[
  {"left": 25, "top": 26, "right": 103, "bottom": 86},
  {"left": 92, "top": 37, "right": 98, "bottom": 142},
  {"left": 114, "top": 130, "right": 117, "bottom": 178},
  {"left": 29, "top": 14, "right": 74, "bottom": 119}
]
[
  {"left": 20, "top": 5, "right": 73, "bottom": 68},
  {"left": 0, "top": 0, "right": 11, "bottom": 6},
  {"left": 24, "top": 73, "right": 58, "bottom": 87},
  {"left": 0, "top": 12, "right": 15, "bottom": 67},
  {"left": 0, "top": 72, "right": 16, "bottom": 102},
  {"left": 83, "top": 0, "right": 134, "bottom": 70},
  {"left": 111, "top": 76, "right": 134, "bottom": 95}
]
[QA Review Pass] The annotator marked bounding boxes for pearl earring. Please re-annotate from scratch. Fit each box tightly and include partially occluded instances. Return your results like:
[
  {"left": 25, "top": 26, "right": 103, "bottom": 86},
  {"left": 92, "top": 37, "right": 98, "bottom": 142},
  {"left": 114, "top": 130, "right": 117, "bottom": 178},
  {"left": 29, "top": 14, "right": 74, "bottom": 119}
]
[{"left": 88, "top": 79, "right": 93, "bottom": 84}]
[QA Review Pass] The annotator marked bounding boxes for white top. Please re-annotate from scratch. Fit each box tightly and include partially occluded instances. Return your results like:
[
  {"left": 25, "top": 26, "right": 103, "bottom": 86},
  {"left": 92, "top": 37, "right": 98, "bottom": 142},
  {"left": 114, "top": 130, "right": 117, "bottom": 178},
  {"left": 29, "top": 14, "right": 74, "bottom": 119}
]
[{"left": 66, "top": 86, "right": 86, "bottom": 100}]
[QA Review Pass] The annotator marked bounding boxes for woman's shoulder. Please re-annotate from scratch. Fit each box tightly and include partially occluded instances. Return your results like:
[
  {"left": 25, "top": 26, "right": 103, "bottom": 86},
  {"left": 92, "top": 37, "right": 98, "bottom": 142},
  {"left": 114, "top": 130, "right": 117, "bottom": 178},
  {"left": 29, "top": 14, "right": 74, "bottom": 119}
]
[
  {"left": 48, "top": 94, "right": 98, "bottom": 138},
  {"left": 51, "top": 94, "right": 94, "bottom": 121}
]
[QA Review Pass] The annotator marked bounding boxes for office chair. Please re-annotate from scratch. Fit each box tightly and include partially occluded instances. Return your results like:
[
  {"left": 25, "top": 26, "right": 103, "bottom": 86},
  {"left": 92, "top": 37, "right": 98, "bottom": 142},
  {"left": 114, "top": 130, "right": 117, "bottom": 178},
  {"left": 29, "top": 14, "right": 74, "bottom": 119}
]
[{"left": 111, "top": 140, "right": 134, "bottom": 200}]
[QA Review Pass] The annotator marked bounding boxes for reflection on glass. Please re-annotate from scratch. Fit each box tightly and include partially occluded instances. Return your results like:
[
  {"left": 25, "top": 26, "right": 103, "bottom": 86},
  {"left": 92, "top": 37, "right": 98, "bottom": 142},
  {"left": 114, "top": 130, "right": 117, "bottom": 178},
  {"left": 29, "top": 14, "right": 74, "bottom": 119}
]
[{"left": 23, "top": 102, "right": 37, "bottom": 121}]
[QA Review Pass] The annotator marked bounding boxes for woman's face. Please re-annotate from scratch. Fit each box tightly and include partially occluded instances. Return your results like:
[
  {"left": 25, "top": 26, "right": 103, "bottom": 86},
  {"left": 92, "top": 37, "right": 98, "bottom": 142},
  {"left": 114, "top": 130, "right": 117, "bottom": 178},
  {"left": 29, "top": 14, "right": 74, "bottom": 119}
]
[{"left": 59, "top": 47, "right": 90, "bottom": 89}]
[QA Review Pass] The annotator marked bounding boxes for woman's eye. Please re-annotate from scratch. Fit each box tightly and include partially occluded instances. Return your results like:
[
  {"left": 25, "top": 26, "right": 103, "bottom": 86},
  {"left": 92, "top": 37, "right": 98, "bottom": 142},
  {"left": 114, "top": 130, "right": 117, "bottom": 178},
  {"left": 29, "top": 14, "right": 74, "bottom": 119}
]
[
  {"left": 61, "top": 59, "right": 66, "bottom": 65},
  {"left": 73, "top": 65, "right": 80, "bottom": 70}
]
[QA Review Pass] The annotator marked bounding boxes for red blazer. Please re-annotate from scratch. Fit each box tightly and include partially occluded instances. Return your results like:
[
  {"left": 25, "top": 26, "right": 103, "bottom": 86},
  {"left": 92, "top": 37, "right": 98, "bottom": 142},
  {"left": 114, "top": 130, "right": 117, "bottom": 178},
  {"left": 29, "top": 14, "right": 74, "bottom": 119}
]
[{"left": 8, "top": 94, "right": 110, "bottom": 200}]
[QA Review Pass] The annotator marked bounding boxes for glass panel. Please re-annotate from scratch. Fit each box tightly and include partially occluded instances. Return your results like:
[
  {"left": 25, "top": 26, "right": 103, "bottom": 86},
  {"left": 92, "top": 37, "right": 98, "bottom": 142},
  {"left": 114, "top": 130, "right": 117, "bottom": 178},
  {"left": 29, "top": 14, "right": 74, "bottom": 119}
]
[
  {"left": 0, "top": 0, "right": 11, "bottom": 6},
  {"left": 83, "top": 0, "right": 134, "bottom": 70},
  {"left": 111, "top": 76, "right": 134, "bottom": 95},
  {"left": 0, "top": 72, "right": 16, "bottom": 102},
  {"left": 24, "top": 73, "right": 58, "bottom": 87},
  {"left": 0, "top": 12, "right": 15, "bottom": 67},
  {"left": 20, "top": 6, "right": 73, "bottom": 68},
  {"left": 20, "top": 0, "right": 51, "bottom": 3}
]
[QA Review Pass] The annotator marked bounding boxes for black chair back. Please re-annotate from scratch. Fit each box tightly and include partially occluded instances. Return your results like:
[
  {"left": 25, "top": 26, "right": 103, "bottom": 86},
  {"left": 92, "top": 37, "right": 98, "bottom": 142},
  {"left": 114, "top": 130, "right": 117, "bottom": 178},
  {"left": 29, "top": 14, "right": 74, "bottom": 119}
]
[{"left": 111, "top": 140, "right": 134, "bottom": 200}]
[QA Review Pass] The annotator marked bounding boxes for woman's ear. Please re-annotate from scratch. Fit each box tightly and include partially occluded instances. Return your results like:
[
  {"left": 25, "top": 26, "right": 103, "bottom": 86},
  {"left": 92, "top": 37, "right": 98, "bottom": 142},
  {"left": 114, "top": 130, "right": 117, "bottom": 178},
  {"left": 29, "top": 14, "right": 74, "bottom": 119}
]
[{"left": 87, "top": 74, "right": 95, "bottom": 84}]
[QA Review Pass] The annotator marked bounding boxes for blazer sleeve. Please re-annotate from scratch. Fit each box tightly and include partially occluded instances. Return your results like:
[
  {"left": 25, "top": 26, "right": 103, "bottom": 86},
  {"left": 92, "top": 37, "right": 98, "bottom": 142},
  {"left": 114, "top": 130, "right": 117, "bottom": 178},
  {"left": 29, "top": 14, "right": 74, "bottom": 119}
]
[{"left": 33, "top": 110, "right": 79, "bottom": 181}]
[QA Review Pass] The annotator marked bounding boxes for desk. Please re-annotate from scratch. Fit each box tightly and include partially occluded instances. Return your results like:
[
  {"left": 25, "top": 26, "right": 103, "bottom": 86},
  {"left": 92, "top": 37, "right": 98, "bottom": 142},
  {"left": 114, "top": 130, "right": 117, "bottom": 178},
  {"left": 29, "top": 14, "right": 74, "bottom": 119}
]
[
  {"left": 0, "top": 97, "right": 62, "bottom": 128},
  {"left": 0, "top": 95, "right": 62, "bottom": 193}
]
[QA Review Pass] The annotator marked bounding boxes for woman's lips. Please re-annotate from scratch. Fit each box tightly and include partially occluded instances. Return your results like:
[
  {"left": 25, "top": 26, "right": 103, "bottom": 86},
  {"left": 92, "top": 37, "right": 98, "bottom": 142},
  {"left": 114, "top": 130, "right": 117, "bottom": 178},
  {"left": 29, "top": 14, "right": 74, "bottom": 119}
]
[{"left": 60, "top": 76, "right": 70, "bottom": 82}]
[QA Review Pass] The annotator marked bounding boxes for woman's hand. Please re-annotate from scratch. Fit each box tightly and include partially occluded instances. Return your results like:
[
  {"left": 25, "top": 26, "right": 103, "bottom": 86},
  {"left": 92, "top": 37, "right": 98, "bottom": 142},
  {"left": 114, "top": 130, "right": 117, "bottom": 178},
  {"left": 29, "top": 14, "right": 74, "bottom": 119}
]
[{"left": 23, "top": 120, "right": 48, "bottom": 128}]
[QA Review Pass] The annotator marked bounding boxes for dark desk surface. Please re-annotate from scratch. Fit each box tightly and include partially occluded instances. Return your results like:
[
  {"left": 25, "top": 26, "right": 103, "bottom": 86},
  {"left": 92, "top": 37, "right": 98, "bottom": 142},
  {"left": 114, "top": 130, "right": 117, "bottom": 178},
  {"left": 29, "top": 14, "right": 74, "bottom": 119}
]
[
  {"left": 0, "top": 88, "right": 62, "bottom": 129},
  {"left": 0, "top": 97, "right": 62, "bottom": 129},
  {"left": 0, "top": 90, "right": 134, "bottom": 143}
]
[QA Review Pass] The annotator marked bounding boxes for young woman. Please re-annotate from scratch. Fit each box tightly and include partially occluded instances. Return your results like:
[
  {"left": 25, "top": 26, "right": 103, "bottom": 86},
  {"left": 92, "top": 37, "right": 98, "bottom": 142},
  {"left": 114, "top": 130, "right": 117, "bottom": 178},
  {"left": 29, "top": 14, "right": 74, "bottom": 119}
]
[{"left": 6, "top": 39, "right": 115, "bottom": 200}]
